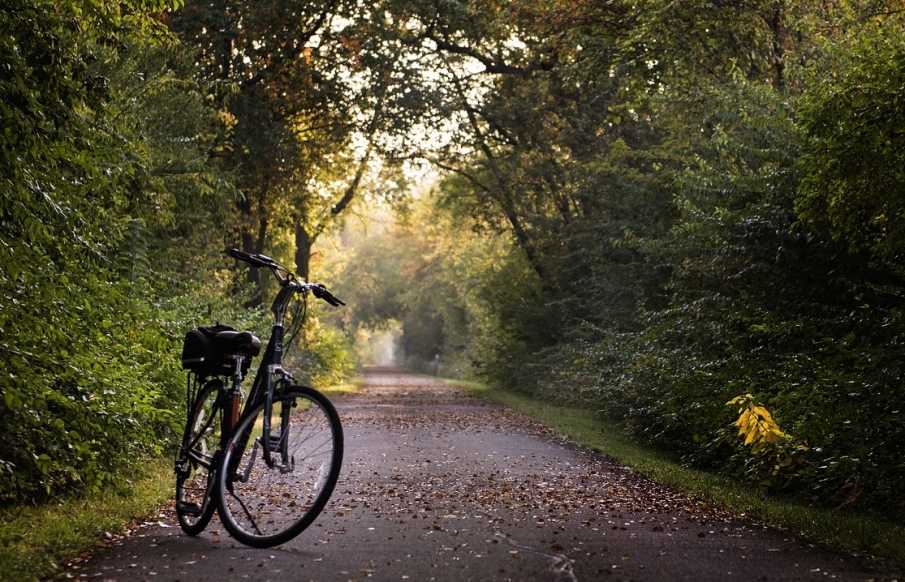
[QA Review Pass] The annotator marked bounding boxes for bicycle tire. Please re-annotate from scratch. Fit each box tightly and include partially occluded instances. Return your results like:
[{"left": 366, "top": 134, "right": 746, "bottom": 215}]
[
  {"left": 175, "top": 381, "right": 221, "bottom": 536},
  {"left": 215, "top": 386, "right": 343, "bottom": 548}
]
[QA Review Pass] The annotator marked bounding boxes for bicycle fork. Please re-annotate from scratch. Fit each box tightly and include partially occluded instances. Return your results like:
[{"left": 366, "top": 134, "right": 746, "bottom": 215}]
[
  {"left": 260, "top": 365, "right": 295, "bottom": 474},
  {"left": 231, "top": 364, "right": 296, "bottom": 484}
]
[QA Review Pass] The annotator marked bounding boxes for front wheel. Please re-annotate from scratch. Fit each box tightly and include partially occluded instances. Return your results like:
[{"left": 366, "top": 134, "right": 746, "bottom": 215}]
[{"left": 215, "top": 386, "right": 343, "bottom": 548}]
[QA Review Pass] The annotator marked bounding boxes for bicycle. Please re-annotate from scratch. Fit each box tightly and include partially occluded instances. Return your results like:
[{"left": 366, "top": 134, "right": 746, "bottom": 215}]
[{"left": 174, "top": 248, "right": 345, "bottom": 548}]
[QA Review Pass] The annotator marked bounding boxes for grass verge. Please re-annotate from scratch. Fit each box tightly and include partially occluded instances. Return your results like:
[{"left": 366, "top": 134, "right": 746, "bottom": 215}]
[
  {"left": 458, "top": 380, "right": 905, "bottom": 574},
  {"left": 318, "top": 376, "right": 365, "bottom": 396},
  {"left": 0, "top": 457, "right": 173, "bottom": 582}
]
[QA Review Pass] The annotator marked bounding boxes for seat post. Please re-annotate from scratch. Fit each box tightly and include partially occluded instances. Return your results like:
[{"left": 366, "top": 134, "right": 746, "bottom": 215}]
[{"left": 229, "top": 354, "right": 245, "bottom": 426}]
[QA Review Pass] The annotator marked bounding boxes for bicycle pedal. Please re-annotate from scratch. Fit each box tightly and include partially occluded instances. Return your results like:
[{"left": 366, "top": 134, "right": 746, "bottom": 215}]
[{"left": 176, "top": 501, "right": 203, "bottom": 516}]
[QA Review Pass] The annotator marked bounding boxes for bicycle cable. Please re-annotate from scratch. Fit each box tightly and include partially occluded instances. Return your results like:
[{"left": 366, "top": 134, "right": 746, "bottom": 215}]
[{"left": 282, "top": 285, "right": 308, "bottom": 352}]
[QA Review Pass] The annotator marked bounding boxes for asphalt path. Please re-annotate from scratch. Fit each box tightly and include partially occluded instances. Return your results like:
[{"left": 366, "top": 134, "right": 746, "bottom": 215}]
[{"left": 68, "top": 368, "right": 893, "bottom": 582}]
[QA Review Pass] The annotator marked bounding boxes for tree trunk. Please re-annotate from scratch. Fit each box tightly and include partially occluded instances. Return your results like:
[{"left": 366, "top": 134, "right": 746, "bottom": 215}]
[
  {"left": 236, "top": 194, "right": 268, "bottom": 308},
  {"left": 770, "top": 5, "right": 786, "bottom": 91},
  {"left": 295, "top": 225, "right": 312, "bottom": 282},
  {"left": 240, "top": 229, "right": 263, "bottom": 308}
]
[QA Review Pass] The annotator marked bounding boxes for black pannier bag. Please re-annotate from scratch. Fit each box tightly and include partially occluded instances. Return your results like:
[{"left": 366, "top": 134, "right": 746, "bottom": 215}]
[{"left": 181, "top": 324, "right": 261, "bottom": 378}]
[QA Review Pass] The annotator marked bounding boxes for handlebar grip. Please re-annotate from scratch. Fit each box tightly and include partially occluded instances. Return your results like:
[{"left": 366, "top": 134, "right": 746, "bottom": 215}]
[
  {"left": 227, "top": 248, "right": 277, "bottom": 269},
  {"left": 311, "top": 284, "right": 345, "bottom": 307}
]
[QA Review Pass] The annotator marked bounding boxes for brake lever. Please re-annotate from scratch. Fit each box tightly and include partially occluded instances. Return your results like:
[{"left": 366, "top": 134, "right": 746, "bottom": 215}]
[{"left": 310, "top": 284, "right": 345, "bottom": 306}]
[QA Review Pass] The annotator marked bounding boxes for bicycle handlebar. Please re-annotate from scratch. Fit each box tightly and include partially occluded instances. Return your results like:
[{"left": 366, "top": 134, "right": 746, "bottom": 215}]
[
  {"left": 227, "top": 248, "right": 345, "bottom": 307},
  {"left": 228, "top": 248, "right": 278, "bottom": 269}
]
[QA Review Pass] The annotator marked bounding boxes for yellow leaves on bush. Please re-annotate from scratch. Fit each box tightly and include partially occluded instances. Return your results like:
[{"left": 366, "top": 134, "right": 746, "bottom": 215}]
[{"left": 726, "top": 394, "right": 786, "bottom": 456}]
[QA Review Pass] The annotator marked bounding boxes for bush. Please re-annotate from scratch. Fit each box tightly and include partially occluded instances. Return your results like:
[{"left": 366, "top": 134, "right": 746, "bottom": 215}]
[
  {"left": 286, "top": 313, "right": 359, "bottom": 388},
  {"left": 0, "top": 277, "right": 185, "bottom": 502}
]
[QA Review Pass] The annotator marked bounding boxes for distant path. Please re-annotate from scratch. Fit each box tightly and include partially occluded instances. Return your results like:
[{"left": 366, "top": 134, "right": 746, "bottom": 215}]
[{"left": 71, "top": 367, "right": 890, "bottom": 581}]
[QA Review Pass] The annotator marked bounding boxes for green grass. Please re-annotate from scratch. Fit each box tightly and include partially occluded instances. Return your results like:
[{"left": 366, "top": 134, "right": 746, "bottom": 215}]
[
  {"left": 458, "top": 380, "right": 905, "bottom": 574},
  {"left": 0, "top": 458, "right": 173, "bottom": 582},
  {"left": 318, "top": 379, "right": 363, "bottom": 395},
  {"left": 317, "top": 374, "right": 368, "bottom": 396}
]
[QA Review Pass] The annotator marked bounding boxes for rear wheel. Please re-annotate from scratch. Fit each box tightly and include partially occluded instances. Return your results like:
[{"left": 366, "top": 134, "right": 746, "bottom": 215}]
[
  {"left": 175, "top": 380, "right": 222, "bottom": 536},
  {"left": 215, "top": 386, "right": 343, "bottom": 548}
]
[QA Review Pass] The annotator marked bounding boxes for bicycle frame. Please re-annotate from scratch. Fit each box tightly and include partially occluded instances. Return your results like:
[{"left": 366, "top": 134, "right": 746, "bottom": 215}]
[{"left": 228, "top": 275, "right": 309, "bottom": 473}]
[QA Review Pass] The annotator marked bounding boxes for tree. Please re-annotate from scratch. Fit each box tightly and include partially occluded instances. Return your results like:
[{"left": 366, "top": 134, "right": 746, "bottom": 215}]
[
  {"left": 165, "top": 0, "right": 428, "bottom": 296},
  {"left": 382, "top": 0, "right": 678, "bottom": 357},
  {"left": 575, "top": 1, "right": 905, "bottom": 513},
  {"left": 164, "top": 0, "right": 348, "bottom": 298},
  {"left": 329, "top": 197, "right": 511, "bottom": 376}
]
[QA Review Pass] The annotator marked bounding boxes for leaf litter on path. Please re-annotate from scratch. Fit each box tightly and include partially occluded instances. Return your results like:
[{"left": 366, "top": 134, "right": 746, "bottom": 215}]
[{"left": 68, "top": 367, "right": 896, "bottom": 582}]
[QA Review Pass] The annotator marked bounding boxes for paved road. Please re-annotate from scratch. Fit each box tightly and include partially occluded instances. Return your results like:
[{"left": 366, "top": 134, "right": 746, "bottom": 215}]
[{"left": 70, "top": 368, "right": 892, "bottom": 581}]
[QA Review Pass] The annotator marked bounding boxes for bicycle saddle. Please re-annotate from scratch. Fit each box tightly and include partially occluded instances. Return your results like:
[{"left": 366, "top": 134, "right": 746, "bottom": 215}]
[{"left": 214, "top": 330, "right": 262, "bottom": 357}]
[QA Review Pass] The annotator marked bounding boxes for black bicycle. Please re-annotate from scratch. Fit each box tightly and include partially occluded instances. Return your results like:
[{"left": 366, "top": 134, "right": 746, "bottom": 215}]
[{"left": 174, "top": 248, "right": 344, "bottom": 548}]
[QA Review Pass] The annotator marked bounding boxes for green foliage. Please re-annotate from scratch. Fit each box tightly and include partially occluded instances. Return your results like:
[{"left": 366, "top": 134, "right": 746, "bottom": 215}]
[
  {"left": 0, "top": 0, "right": 238, "bottom": 504},
  {"left": 287, "top": 313, "right": 359, "bottom": 388},
  {"left": 328, "top": 200, "right": 496, "bottom": 377},
  {"left": 556, "top": 60, "right": 905, "bottom": 517},
  {"left": 796, "top": 36, "right": 905, "bottom": 277},
  {"left": 0, "top": 279, "right": 183, "bottom": 501},
  {"left": 546, "top": 21, "right": 905, "bottom": 517},
  {"left": 0, "top": 458, "right": 173, "bottom": 582},
  {"left": 464, "top": 241, "right": 554, "bottom": 388}
]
